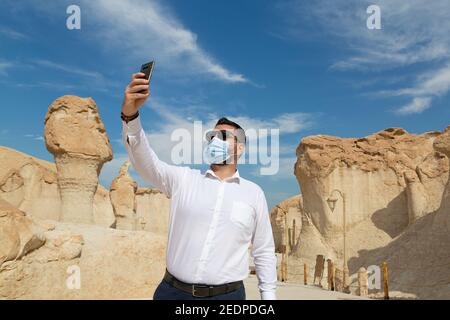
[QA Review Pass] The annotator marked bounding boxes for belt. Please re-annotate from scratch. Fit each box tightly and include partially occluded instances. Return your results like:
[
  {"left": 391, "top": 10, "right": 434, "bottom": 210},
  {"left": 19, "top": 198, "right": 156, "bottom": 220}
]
[{"left": 163, "top": 269, "right": 244, "bottom": 298}]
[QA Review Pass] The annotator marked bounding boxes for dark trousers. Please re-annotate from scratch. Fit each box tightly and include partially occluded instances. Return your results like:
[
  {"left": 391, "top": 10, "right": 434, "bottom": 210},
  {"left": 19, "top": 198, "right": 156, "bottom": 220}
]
[{"left": 153, "top": 279, "right": 246, "bottom": 300}]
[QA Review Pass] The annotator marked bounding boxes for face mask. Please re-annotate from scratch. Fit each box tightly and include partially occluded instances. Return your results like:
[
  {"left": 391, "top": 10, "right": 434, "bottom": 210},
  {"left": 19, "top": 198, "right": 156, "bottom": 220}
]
[{"left": 203, "top": 136, "right": 231, "bottom": 164}]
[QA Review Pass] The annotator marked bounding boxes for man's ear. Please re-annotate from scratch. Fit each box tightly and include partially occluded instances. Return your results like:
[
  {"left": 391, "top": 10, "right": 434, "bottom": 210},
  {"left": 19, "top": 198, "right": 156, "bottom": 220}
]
[{"left": 236, "top": 142, "right": 245, "bottom": 157}]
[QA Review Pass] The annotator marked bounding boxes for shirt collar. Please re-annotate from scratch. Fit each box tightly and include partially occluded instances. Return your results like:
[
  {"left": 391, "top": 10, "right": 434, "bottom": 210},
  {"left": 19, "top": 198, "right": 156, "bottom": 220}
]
[{"left": 205, "top": 168, "right": 241, "bottom": 183}]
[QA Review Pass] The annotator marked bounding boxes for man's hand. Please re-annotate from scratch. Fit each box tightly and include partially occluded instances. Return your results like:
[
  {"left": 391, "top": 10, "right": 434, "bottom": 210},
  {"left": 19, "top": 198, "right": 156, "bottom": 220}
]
[{"left": 121, "top": 72, "right": 150, "bottom": 116}]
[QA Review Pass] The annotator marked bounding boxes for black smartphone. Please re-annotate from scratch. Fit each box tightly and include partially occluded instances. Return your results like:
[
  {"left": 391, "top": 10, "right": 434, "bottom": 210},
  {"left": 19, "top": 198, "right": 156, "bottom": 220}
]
[{"left": 138, "top": 61, "right": 155, "bottom": 93}]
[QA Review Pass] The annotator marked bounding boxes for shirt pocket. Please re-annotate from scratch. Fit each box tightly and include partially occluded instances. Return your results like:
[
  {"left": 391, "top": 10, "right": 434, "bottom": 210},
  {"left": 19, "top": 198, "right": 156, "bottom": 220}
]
[{"left": 230, "top": 201, "right": 256, "bottom": 232}]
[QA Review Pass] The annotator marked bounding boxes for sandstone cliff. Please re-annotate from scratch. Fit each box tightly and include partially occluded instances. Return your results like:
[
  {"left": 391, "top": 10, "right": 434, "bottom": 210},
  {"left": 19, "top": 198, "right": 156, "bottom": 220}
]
[
  {"left": 295, "top": 127, "right": 448, "bottom": 239},
  {"left": 135, "top": 188, "right": 170, "bottom": 235},
  {"left": 274, "top": 125, "right": 450, "bottom": 298},
  {"left": 0, "top": 146, "right": 115, "bottom": 227},
  {"left": 347, "top": 126, "right": 450, "bottom": 298}
]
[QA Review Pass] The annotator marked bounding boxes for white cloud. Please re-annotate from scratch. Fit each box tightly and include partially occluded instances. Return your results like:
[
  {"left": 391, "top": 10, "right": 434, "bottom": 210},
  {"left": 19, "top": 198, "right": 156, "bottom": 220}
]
[
  {"left": 80, "top": 0, "right": 247, "bottom": 83},
  {"left": 33, "top": 59, "right": 104, "bottom": 80},
  {"left": 377, "top": 65, "right": 450, "bottom": 115},
  {"left": 140, "top": 100, "right": 315, "bottom": 163},
  {"left": 5, "top": 0, "right": 246, "bottom": 84},
  {"left": 279, "top": 0, "right": 450, "bottom": 114},
  {"left": 271, "top": 113, "right": 315, "bottom": 133},
  {"left": 396, "top": 97, "right": 432, "bottom": 115},
  {"left": 24, "top": 134, "right": 44, "bottom": 141},
  {"left": 0, "top": 26, "right": 28, "bottom": 40},
  {"left": 15, "top": 81, "right": 77, "bottom": 91},
  {"left": 13, "top": 59, "right": 120, "bottom": 92}
]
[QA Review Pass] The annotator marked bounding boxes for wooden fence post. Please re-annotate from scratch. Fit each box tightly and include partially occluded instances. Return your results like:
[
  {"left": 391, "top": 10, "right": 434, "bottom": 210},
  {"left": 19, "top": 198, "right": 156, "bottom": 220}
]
[
  {"left": 327, "top": 259, "right": 334, "bottom": 291},
  {"left": 383, "top": 262, "right": 389, "bottom": 300},
  {"left": 304, "top": 263, "right": 308, "bottom": 285},
  {"left": 284, "top": 212, "right": 288, "bottom": 282}
]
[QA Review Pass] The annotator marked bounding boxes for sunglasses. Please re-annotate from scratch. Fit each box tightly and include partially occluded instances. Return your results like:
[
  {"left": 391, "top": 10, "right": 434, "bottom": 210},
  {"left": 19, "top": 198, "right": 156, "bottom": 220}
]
[{"left": 205, "top": 129, "right": 236, "bottom": 142}]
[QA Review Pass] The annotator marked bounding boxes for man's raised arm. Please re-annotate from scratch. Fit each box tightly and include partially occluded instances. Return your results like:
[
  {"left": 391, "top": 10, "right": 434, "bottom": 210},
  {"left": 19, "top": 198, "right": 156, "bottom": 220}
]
[{"left": 121, "top": 73, "right": 186, "bottom": 198}]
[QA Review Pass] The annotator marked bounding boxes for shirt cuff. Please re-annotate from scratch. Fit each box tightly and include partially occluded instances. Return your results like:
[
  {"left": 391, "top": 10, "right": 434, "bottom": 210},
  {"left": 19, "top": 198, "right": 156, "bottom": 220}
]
[
  {"left": 261, "top": 291, "right": 277, "bottom": 300},
  {"left": 122, "top": 115, "right": 142, "bottom": 135}
]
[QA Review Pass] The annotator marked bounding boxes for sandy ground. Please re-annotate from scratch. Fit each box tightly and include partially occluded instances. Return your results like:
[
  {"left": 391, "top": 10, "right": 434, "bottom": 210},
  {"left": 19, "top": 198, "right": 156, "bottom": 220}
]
[{"left": 244, "top": 275, "right": 370, "bottom": 300}]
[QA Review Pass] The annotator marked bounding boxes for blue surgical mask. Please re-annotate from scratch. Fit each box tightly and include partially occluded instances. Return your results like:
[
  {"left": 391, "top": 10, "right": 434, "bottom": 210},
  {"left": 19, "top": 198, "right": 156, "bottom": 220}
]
[{"left": 203, "top": 136, "right": 231, "bottom": 164}]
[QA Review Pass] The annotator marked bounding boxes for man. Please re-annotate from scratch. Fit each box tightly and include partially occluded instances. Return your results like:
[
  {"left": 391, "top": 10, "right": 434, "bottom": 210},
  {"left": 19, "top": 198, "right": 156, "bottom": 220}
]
[{"left": 121, "top": 72, "right": 277, "bottom": 300}]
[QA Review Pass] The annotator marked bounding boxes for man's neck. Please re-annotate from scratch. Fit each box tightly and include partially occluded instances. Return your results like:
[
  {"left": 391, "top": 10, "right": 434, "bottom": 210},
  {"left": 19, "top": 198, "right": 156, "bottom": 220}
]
[{"left": 210, "top": 164, "right": 237, "bottom": 181}]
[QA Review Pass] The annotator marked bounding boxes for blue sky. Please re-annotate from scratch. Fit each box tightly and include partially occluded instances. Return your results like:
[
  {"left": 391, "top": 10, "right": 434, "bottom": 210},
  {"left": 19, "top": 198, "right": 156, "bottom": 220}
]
[{"left": 0, "top": 0, "right": 449, "bottom": 208}]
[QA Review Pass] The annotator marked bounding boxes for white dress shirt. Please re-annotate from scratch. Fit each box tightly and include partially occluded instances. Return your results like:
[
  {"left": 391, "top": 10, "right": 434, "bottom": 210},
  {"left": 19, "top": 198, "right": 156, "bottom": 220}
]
[{"left": 122, "top": 116, "right": 277, "bottom": 300}]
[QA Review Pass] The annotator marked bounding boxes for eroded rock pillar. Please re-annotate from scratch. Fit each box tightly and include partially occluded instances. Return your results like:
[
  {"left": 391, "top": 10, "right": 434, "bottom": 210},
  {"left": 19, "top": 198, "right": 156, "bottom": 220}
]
[{"left": 44, "top": 96, "right": 112, "bottom": 224}]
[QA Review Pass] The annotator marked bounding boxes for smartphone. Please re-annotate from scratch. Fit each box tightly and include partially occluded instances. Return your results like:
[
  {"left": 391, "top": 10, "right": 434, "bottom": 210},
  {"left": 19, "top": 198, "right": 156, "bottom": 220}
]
[{"left": 138, "top": 61, "right": 155, "bottom": 93}]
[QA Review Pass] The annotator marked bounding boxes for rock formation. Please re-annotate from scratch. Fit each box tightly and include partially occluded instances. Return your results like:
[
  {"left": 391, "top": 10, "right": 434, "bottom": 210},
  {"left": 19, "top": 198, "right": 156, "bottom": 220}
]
[
  {"left": 110, "top": 161, "right": 138, "bottom": 230},
  {"left": 93, "top": 186, "right": 116, "bottom": 228},
  {"left": 295, "top": 127, "right": 448, "bottom": 239},
  {"left": 404, "top": 170, "right": 429, "bottom": 224},
  {"left": 0, "top": 147, "right": 59, "bottom": 220},
  {"left": 109, "top": 161, "right": 171, "bottom": 233},
  {"left": 433, "top": 126, "right": 450, "bottom": 219},
  {"left": 271, "top": 125, "right": 450, "bottom": 298},
  {"left": 0, "top": 198, "right": 46, "bottom": 266},
  {"left": 135, "top": 188, "right": 170, "bottom": 235},
  {"left": 270, "top": 195, "right": 302, "bottom": 255},
  {"left": 0, "top": 146, "right": 115, "bottom": 227},
  {"left": 346, "top": 126, "right": 450, "bottom": 298},
  {"left": 0, "top": 94, "right": 171, "bottom": 299},
  {"left": 44, "top": 96, "right": 113, "bottom": 224},
  {"left": 434, "top": 126, "right": 450, "bottom": 156},
  {"left": 0, "top": 148, "right": 167, "bottom": 300},
  {"left": 0, "top": 220, "right": 166, "bottom": 299},
  {"left": 270, "top": 194, "right": 337, "bottom": 281}
]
